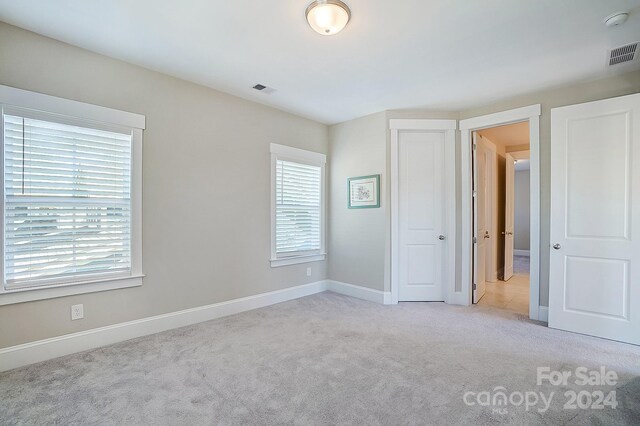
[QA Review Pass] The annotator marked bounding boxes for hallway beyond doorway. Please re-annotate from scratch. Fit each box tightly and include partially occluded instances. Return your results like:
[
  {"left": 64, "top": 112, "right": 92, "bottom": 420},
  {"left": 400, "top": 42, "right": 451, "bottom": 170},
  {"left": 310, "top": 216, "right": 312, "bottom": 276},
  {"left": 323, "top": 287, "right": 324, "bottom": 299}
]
[{"left": 478, "top": 255, "right": 530, "bottom": 315}]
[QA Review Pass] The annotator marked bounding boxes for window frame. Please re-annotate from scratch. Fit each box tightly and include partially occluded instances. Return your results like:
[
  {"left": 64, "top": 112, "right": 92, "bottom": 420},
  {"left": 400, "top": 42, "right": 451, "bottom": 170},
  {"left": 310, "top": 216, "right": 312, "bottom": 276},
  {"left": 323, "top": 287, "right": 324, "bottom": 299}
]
[
  {"left": 0, "top": 85, "right": 145, "bottom": 305},
  {"left": 270, "top": 143, "right": 326, "bottom": 267}
]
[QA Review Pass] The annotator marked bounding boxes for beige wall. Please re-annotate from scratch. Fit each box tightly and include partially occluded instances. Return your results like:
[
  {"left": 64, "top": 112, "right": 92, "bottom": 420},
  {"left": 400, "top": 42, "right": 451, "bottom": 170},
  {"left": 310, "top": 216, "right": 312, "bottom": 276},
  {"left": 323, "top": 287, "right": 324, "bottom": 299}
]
[
  {"left": 0, "top": 23, "right": 329, "bottom": 348},
  {"left": 328, "top": 110, "right": 459, "bottom": 293},
  {"left": 328, "top": 112, "right": 387, "bottom": 291}
]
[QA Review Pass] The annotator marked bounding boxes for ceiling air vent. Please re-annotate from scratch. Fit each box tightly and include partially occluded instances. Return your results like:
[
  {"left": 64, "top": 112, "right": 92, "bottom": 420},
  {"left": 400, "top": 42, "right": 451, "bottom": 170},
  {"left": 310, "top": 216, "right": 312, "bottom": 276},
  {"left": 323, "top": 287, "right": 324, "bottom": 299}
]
[
  {"left": 608, "top": 42, "right": 638, "bottom": 66},
  {"left": 252, "top": 83, "right": 276, "bottom": 94}
]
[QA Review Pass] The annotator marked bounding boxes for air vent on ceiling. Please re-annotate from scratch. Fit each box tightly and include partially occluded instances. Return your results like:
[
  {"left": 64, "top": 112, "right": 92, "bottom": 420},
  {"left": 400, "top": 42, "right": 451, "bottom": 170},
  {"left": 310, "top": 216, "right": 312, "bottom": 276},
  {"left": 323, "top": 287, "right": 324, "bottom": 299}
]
[
  {"left": 608, "top": 42, "right": 638, "bottom": 66},
  {"left": 252, "top": 83, "right": 276, "bottom": 94}
]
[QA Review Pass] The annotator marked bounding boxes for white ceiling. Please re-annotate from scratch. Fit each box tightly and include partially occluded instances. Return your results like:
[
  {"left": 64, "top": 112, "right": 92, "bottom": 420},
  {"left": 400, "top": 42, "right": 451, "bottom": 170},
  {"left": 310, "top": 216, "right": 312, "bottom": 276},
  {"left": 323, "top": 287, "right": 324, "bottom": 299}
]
[{"left": 0, "top": 0, "right": 639, "bottom": 124}]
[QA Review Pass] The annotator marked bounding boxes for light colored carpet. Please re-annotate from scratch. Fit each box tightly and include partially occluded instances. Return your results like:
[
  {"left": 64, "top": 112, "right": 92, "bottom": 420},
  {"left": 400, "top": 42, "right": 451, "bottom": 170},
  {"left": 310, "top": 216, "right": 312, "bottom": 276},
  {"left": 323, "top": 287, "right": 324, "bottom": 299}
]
[{"left": 1, "top": 292, "right": 639, "bottom": 425}]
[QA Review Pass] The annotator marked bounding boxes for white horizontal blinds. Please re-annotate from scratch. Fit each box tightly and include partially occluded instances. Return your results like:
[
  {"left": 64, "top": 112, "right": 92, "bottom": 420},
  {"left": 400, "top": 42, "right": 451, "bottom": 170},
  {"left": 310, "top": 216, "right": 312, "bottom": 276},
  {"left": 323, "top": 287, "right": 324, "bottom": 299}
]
[
  {"left": 275, "top": 159, "right": 322, "bottom": 254},
  {"left": 3, "top": 113, "right": 132, "bottom": 288}
]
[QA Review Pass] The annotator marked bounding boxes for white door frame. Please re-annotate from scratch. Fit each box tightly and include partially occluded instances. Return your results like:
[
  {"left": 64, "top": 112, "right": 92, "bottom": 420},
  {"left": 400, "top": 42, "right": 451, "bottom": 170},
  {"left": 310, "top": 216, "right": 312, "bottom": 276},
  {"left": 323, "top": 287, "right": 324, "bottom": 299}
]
[
  {"left": 390, "top": 119, "right": 457, "bottom": 305},
  {"left": 459, "top": 105, "right": 542, "bottom": 320}
]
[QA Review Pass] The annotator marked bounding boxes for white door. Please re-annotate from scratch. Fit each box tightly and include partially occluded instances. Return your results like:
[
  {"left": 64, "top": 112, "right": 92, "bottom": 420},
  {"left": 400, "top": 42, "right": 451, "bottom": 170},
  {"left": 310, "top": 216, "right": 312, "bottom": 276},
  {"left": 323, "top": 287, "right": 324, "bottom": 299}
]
[
  {"left": 473, "top": 133, "right": 487, "bottom": 302},
  {"left": 549, "top": 93, "right": 640, "bottom": 345},
  {"left": 483, "top": 139, "right": 498, "bottom": 283},
  {"left": 398, "top": 130, "right": 446, "bottom": 301},
  {"left": 504, "top": 153, "right": 515, "bottom": 281}
]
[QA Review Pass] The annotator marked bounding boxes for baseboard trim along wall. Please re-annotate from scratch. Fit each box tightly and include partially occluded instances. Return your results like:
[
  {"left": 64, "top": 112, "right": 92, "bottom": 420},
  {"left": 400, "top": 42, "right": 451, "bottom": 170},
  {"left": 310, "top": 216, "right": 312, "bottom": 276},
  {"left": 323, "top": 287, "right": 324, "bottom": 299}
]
[
  {"left": 0, "top": 281, "right": 328, "bottom": 372},
  {"left": 326, "top": 280, "right": 392, "bottom": 305},
  {"left": 0, "top": 280, "right": 394, "bottom": 372},
  {"left": 514, "top": 249, "right": 530, "bottom": 257}
]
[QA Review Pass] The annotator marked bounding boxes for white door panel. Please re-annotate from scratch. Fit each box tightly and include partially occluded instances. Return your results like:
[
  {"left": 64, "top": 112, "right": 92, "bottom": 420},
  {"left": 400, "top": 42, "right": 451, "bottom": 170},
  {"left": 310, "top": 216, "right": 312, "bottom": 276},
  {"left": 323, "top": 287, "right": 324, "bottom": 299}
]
[
  {"left": 473, "top": 133, "right": 487, "bottom": 302},
  {"left": 399, "top": 131, "right": 445, "bottom": 301},
  {"left": 485, "top": 146, "right": 497, "bottom": 283},
  {"left": 565, "top": 112, "right": 630, "bottom": 240},
  {"left": 564, "top": 257, "right": 629, "bottom": 319},
  {"left": 504, "top": 153, "right": 515, "bottom": 280},
  {"left": 550, "top": 93, "right": 640, "bottom": 345}
]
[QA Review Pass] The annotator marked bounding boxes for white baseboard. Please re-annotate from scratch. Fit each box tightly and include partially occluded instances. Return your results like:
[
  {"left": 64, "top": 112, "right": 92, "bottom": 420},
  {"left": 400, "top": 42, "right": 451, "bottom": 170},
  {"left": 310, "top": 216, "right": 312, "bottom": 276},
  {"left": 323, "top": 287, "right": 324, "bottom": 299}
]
[
  {"left": 514, "top": 249, "right": 530, "bottom": 257},
  {"left": 538, "top": 306, "right": 549, "bottom": 323},
  {"left": 0, "top": 281, "right": 328, "bottom": 373},
  {"left": 326, "top": 280, "right": 392, "bottom": 305}
]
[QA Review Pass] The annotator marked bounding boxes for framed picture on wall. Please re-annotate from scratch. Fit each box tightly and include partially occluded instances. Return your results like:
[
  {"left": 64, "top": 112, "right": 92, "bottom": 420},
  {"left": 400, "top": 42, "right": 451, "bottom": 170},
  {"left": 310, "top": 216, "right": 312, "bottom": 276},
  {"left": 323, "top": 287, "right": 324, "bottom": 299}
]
[{"left": 348, "top": 174, "right": 380, "bottom": 209}]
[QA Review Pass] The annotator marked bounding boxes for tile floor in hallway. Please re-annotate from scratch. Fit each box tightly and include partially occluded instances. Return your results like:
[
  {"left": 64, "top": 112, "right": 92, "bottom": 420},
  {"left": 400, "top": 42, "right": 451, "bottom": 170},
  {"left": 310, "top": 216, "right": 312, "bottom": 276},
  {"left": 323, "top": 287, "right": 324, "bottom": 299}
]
[{"left": 477, "top": 255, "right": 530, "bottom": 316}]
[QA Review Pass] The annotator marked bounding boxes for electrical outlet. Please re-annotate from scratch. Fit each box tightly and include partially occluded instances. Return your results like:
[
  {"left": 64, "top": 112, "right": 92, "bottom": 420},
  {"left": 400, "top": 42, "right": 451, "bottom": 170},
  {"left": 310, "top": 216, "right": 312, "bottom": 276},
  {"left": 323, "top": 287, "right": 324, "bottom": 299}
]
[
  {"left": 71, "top": 304, "right": 84, "bottom": 320},
  {"left": 306, "top": 267, "right": 312, "bottom": 277}
]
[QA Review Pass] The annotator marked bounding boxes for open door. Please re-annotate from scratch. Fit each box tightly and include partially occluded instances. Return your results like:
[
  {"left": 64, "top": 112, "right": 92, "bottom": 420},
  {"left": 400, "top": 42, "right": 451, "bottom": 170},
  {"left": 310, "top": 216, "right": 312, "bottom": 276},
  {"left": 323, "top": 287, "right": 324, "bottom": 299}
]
[
  {"left": 549, "top": 93, "right": 640, "bottom": 345},
  {"left": 472, "top": 133, "right": 487, "bottom": 303},
  {"left": 503, "top": 153, "right": 515, "bottom": 280}
]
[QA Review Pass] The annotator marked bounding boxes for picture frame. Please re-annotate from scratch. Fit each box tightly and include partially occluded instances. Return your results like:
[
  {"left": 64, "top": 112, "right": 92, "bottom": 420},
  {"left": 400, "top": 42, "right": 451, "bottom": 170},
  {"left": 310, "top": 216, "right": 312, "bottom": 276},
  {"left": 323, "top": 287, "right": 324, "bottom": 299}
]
[{"left": 348, "top": 174, "right": 380, "bottom": 209}]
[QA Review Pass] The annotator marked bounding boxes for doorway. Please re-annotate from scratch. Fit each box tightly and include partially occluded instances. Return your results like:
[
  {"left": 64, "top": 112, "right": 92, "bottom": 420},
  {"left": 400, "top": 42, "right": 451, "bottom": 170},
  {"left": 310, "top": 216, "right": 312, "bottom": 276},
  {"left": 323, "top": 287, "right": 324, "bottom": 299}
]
[
  {"left": 472, "top": 122, "right": 531, "bottom": 315},
  {"left": 390, "top": 119, "right": 456, "bottom": 304},
  {"left": 459, "top": 105, "right": 541, "bottom": 320}
]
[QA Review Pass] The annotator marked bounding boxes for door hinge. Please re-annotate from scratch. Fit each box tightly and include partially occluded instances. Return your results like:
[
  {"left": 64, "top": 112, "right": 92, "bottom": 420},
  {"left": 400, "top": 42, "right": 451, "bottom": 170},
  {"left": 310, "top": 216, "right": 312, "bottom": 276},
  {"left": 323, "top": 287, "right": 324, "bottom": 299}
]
[
  {"left": 473, "top": 283, "right": 477, "bottom": 290},
  {"left": 472, "top": 142, "right": 477, "bottom": 151},
  {"left": 473, "top": 237, "right": 477, "bottom": 244}
]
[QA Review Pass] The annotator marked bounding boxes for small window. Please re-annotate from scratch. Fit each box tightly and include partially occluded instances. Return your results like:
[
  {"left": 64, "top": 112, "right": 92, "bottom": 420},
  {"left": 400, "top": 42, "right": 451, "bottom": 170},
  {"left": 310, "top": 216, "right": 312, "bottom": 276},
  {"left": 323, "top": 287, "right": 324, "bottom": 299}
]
[
  {"left": 270, "top": 144, "right": 326, "bottom": 267},
  {"left": 0, "top": 85, "right": 144, "bottom": 305}
]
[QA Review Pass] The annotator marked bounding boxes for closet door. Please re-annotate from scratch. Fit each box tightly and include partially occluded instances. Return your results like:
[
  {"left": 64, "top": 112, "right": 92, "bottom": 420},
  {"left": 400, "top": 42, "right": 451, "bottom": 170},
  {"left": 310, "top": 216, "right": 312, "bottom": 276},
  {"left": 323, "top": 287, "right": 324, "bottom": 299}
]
[{"left": 398, "top": 130, "right": 446, "bottom": 301}]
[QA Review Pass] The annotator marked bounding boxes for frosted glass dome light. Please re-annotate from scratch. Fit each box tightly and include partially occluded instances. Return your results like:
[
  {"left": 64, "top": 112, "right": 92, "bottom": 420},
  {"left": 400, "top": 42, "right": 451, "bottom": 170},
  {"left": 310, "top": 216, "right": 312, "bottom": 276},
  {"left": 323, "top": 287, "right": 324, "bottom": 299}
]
[{"left": 306, "top": 0, "right": 351, "bottom": 36}]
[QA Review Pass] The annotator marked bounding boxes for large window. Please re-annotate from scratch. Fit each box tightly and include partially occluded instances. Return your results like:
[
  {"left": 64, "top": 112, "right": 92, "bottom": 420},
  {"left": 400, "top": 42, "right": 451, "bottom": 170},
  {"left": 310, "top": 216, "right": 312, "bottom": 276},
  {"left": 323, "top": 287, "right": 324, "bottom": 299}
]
[
  {"left": 270, "top": 143, "right": 325, "bottom": 267},
  {"left": 0, "top": 85, "right": 144, "bottom": 305}
]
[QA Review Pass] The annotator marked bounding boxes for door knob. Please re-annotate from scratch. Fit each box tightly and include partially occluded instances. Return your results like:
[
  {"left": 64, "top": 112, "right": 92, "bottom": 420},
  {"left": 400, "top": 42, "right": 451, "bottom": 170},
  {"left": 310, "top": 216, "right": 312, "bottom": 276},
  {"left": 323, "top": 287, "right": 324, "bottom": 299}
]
[
  {"left": 553, "top": 243, "right": 561, "bottom": 250},
  {"left": 439, "top": 235, "right": 446, "bottom": 240},
  {"left": 484, "top": 231, "right": 490, "bottom": 239}
]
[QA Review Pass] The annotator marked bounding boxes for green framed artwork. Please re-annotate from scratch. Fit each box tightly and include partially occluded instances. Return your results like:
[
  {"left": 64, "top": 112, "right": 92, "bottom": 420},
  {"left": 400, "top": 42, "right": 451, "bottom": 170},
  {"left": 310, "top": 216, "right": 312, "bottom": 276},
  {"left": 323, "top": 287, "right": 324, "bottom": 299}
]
[{"left": 348, "top": 174, "right": 380, "bottom": 209}]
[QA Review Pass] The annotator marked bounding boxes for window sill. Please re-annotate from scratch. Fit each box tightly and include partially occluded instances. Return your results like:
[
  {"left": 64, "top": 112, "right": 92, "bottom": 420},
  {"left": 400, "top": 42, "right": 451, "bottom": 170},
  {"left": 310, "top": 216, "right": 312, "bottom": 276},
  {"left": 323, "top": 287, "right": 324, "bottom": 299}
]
[
  {"left": 0, "top": 275, "right": 144, "bottom": 306},
  {"left": 270, "top": 253, "right": 326, "bottom": 268}
]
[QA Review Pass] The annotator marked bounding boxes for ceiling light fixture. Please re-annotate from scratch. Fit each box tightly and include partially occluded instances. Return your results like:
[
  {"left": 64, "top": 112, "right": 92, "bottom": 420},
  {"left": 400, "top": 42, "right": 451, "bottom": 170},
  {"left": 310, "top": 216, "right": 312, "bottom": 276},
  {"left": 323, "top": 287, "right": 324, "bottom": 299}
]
[
  {"left": 306, "top": 0, "right": 351, "bottom": 36},
  {"left": 604, "top": 11, "right": 629, "bottom": 27}
]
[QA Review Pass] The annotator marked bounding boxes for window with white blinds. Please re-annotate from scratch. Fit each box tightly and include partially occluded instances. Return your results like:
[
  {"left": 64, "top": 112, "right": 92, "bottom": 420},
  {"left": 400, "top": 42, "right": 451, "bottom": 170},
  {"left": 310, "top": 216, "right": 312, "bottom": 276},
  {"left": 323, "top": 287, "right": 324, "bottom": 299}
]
[
  {"left": 275, "top": 160, "right": 322, "bottom": 254},
  {"left": 3, "top": 112, "right": 133, "bottom": 289},
  {"left": 270, "top": 144, "right": 325, "bottom": 266}
]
